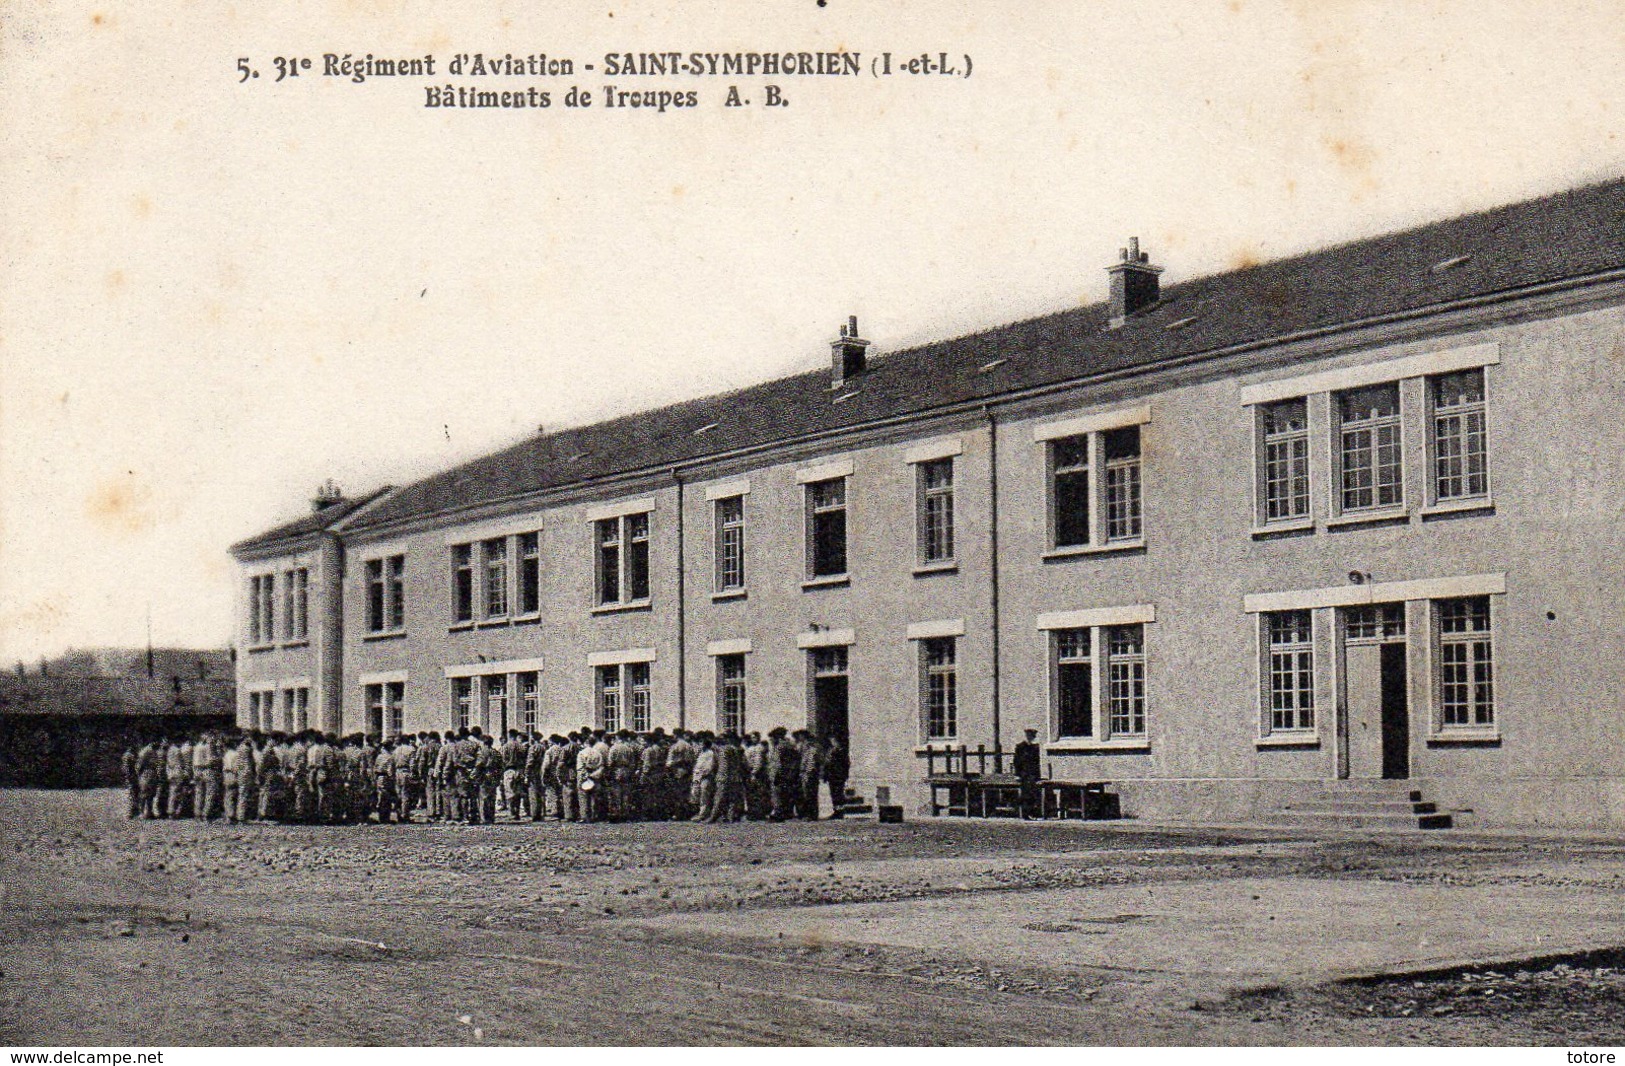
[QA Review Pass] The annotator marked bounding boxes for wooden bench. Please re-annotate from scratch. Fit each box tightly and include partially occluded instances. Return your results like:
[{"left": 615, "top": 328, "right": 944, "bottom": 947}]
[{"left": 1043, "top": 780, "right": 1119, "bottom": 820}]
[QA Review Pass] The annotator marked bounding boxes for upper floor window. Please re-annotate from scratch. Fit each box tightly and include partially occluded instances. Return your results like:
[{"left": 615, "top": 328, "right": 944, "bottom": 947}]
[
  {"left": 917, "top": 459, "right": 956, "bottom": 566},
  {"left": 1265, "top": 610, "right": 1315, "bottom": 732},
  {"left": 1431, "top": 369, "right": 1489, "bottom": 503},
  {"left": 714, "top": 495, "right": 746, "bottom": 593},
  {"left": 1438, "top": 596, "right": 1494, "bottom": 729},
  {"left": 248, "top": 573, "right": 276, "bottom": 646},
  {"left": 518, "top": 532, "right": 541, "bottom": 615},
  {"left": 806, "top": 478, "right": 848, "bottom": 579},
  {"left": 920, "top": 636, "right": 958, "bottom": 740},
  {"left": 483, "top": 537, "right": 509, "bottom": 618},
  {"left": 1051, "top": 436, "right": 1091, "bottom": 548},
  {"left": 452, "top": 530, "right": 542, "bottom": 624},
  {"left": 281, "top": 567, "right": 309, "bottom": 641},
  {"left": 596, "top": 512, "right": 651, "bottom": 607},
  {"left": 1102, "top": 427, "right": 1142, "bottom": 543},
  {"left": 1337, "top": 382, "right": 1403, "bottom": 512},
  {"left": 1260, "top": 398, "right": 1310, "bottom": 523},
  {"left": 452, "top": 544, "right": 474, "bottom": 623},
  {"left": 365, "top": 554, "right": 405, "bottom": 634}
]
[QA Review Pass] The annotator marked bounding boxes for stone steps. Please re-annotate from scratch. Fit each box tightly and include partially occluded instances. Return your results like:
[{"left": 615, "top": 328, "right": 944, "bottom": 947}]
[{"left": 1272, "top": 780, "right": 1453, "bottom": 831}]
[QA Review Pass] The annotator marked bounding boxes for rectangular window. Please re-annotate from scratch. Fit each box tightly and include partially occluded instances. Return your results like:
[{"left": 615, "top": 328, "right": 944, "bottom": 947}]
[
  {"left": 1439, "top": 596, "right": 1494, "bottom": 729},
  {"left": 717, "top": 653, "right": 747, "bottom": 733},
  {"left": 291, "top": 568, "right": 309, "bottom": 639},
  {"left": 1338, "top": 383, "right": 1403, "bottom": 512},
  {"left": 714, "top": 495, "right": 746, "bottom": 592},
  {"left": 452, "top": 677, "right": 473, "bottom": 730},
  {"left": 283, "top": 686, "right": 308, "bottom": 733},
  {"left": 452, "top": 544, "right": 474, "bottom": 623},
  {"left": 1055, "top": 629, "right": 1093, "bottom": 738},
  {"left": 626, "top": 513, "right": 650, "bottom": 601},
  {"left": 595, "top": 519, "right": 621, "bottom": 605},
  {"left": 1432, "top": 369, "right": 1488, "bottom": 502},
  {"left": 811, "top": 645, "right": 848, "bottom": 677},
  {"left": 520, "top": 672, "right": 539, "bottom": 732},
  {"left": 1103, "top": 427, "right": 1142, "bottom": 543},
  {"left": 1266, "top": 610, "right": 1315, "bottom": 732},
  {"left": 366, "top": 554, "right": 406, "bottom": 633},
  {"left": 1106, "top": 625, "right": 1146, "bottom": 737},
  {"left": 806, "top": 478, "right": 848, "bottom": 578},
  {"left": 518, "top": 532, "right": 541, "bottom": 615},
  {"left": 921, "top": 637, "right": 958, "bottom": 740},
  {"left": 249, "top": 574, "right": 277, "bottom": 645},
  {"left": 1051, "top": 436, "right": 1091, "bottom": 548},
  {"left": 917, "top": 459, "right": 956, "bottom": 565},
  {"left": 483, "top": 537, "right": 509, "bottom": 618},
  {"left": 1261, "top": 398, "right": 1310, "bottom": 522},
  {"left": 595, "top": 665, "right": 622, "bottom": 732},
  {"left": 595, "top": 513, "right": 651, "bottom": 606},
  {"left": 627, "top": 662, "right": 651, "bottom": 733},
  {"left": 365, "top": 684, "right": 384, "bottom": 735},
  {"left": 385, "top": 681, "right": 404, "bottom": 737},
  {"left": 484, "top": 674, "right": 508, "bottom": 733},
  {"left": 1345, "top": 602, "right": 1406, "bottom": 642}
]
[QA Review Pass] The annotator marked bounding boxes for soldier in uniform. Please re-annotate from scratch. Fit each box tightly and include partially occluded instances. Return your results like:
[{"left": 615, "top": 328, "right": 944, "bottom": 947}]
[
  {"left": 797, "top": 731, "right": 825, "bottom": 821},
  {"left": 639, "top": 730, "right": 668, "bottom": 820},
  {"left": 524, "top": 734, "right": 548, "bottom": 822},
  {"left": 476, "top": 732, "right": 500, "bottom": 824},
  {"left": 236, "top": 733, "right": 260, "bottom": 824},
  {"left": 417, "top": 731, "right": 442, "bottom": 820},
  {"left": 690, "top": 734, "right": 717, "bottom": 822},
  {"left": 257, "top": 734, "right": 283, "bottom": 821},
  {"left": 576, "top": 732, "right": 607, "bottom": 823},
  {"left": 665, "top": 729, "right": 696, "bottom": 821},
  {"left": 744, "top": 732, "right": 770, "bottom": 820},
  {"left": 166, "top": 734, "right": 193, "bottom": 819},
  {"left": 823, "top": 735, "right": 850, "bottom": 819},
  {"left": 711, "top": 732, "right": 745, "bottom": 823},
  {"left": 122, "top": 743, "right": 141, "bottom": 819},
  {"left": 223, "top": 735, "right": 241, "bottom": 824},
  {"left": 391, "top": 733, "right": 417, "bottom": 823},
  {"left": 767, "top": 727, "right": 797, "bottom": 822},
  {"left": 608, "top": 730, "right": 640, "bottom": 822},
  {"left": 437, "top": 730, "right": 463, "bottom": 823},
  {"left": 501, "top": 730, "right": 527, "bottom": 821}
]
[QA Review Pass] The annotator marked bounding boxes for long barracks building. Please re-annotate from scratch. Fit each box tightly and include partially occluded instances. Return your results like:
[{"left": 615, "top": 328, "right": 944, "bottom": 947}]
[{"left": 232, "top": 180, "right": 1625, "bottom": 828}]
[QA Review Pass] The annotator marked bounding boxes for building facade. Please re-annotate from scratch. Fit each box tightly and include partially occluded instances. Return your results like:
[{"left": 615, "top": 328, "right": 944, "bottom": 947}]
[{"left": 232, "top": 181, "right": 1625, "bottom": 827}]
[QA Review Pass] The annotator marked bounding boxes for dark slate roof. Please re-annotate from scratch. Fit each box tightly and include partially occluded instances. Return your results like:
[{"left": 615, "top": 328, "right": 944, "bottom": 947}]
[
  {"left": 329, "top": 178, "right": 1625, "bottom": 534},
  {"left": 231, "top": 487, "right": 393, "bottom": 555}
]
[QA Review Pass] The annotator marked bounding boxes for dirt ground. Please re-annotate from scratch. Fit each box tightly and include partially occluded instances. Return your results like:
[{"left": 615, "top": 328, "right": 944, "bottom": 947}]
[{"left": 4, "top": 789, "right": 1625, "bottom": 1046}]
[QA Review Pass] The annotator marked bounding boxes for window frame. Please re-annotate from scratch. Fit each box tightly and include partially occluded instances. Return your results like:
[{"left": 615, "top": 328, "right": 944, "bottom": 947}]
[
  {"left": 1041, "top": 419, "right": 1149, "bottom": 555},
  {"left": 452, "top": 676, "right": 473, "bottom": 730},
  {"left": 1428, "top": 367, "right": 1491, "bottom": 506},
  {"left": 449, "top": 529, "right": 543, "bottom": 626},
  {"left": 916, "top": 458, "right": 957, "bottom": 567},
  {"left": 920, "top": 636, "right": 958, "bottom": 741},
  {"left": 595, "top": 664, "right": 623, "bottom": 732},
  {"left": 1049, "top": 623, "right": 1148, "bottom": 744},
  {"left": 716, "top": 653, "right": 747, "bottom": 734},
  {"left": 1256, "top": 397, "right": 1312, "bottom": 526},
  {"left": 364, "top": 553, "right": 407, "bottom": 636},
  {"left": 594, "top": 511, "right": 653, "bottom": 609},
  {"left": 713, "top": 494, "right": 747, "bottom": 595},
  {"left": 1262, "top": 609, "right": 1316, "bottom": 736},
  {"left": 482, "top": 537, "right": 509, "bottom": 620},
  {"left": 1334, "top": 381, "right": 1405, "bottom": 516},
  {"left": 1435, "top": 595, "right": 1496, "bottom": 733},
  {"left": 248, "top": 573, "right": 277, "bottom": 647},
  {"left": 804, "top": 476, "right": 849, "bottom": 582}
]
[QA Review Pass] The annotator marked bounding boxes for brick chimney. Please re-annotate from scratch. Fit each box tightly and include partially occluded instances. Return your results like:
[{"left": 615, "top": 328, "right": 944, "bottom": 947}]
[
  {"left": 830, "top": 315, "right": 870, "bottom": 389},
  {"left": 311, "top": 478, "right": 344, "bottom": 513},
  {"left": 1107, "top": 237, "right": 1162, "bottom": 328}
]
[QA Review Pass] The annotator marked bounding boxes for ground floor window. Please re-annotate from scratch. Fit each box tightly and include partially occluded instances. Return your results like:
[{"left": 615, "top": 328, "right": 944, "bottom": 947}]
[
  {"left": 452, "top": 677, "right": 473, "bottom": 730},
  {"left": 1265, "top": 610, "right": 1315, "bottom": 732},
  {"left": 1438, "top": 596, "right": 1494, "bottom": 729},
  {"left": 365, "top": 681, "right": 404, "bottom": 737},
  {"left": 520, "top": 673, "right": 539, "bottom": 732},
  {"left": 920, "top": 637, "right": 957, "bottom": 741},
  {"left": 717, "top": 654, "right": 746, "bottom": 734},
  {"left": 1053, "top": 623, "right": 1146, "bottom": 741},
  {"left": 282, "top": 686, "right": 309, "bottom": 733}
]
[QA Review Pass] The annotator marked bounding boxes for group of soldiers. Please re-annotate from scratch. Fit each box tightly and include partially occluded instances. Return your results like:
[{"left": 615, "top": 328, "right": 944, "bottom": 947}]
[{"left": 123, "top": 725, "right": 852, "bottom": 826}]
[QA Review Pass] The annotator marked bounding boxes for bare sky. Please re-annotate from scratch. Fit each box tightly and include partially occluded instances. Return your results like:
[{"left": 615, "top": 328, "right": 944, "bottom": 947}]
[{"left": 3, "top": 0, "right": 1623, "bottom": 664}]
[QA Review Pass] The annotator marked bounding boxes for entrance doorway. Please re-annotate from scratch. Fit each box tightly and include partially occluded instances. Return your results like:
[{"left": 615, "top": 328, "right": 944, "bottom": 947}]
[
  {"left": 808, "top": 646, "right": 850, "bottom": 745},
  {"left": 1341, "top": 604, "right": 1409, "bottom": 779}
]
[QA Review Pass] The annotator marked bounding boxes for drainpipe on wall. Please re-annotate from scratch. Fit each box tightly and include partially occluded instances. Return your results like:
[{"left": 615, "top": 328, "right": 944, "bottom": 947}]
[
  {"left": 984, "top": 404, "right": 1002, "bottom": 759},
  {"left": 672, "top": 466, "right": 687, "bottom": 730}
]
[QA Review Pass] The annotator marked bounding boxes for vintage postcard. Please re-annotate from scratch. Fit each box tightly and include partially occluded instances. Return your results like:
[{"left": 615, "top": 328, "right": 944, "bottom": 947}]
[{"left": 4, "top": 0, "right": 1625, "bottom": 1050}]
